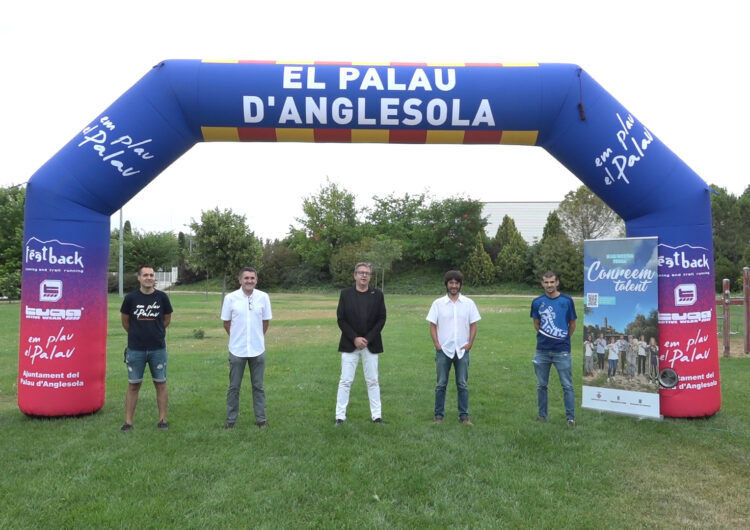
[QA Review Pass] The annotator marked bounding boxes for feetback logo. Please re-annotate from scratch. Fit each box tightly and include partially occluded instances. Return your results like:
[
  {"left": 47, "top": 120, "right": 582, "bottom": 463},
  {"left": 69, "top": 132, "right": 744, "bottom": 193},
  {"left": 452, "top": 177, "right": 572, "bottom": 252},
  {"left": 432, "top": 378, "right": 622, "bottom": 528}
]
[
  {"left": 24, "top": 237, "right": 85, "bottom": 273},
  {"left": 658, "top": 250, "right": 709, "bottom": 271},
  {"left": 39, "top": 280, "right": 63, "bottom": 302}
]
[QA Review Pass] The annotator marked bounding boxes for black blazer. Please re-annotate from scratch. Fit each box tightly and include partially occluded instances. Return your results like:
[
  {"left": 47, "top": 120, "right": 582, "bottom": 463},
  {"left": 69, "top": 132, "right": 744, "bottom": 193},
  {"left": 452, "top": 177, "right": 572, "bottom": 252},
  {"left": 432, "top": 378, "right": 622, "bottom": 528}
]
[{"left": 336, "top": 286, "right": 387, "bottom": 353}]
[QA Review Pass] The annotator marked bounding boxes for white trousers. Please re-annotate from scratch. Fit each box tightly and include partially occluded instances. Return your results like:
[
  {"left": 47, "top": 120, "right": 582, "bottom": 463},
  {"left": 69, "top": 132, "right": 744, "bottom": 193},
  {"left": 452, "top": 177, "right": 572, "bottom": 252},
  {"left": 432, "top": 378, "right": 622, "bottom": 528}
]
[{"left": 335, "top": 348, "right": 381, "bottom": 420}]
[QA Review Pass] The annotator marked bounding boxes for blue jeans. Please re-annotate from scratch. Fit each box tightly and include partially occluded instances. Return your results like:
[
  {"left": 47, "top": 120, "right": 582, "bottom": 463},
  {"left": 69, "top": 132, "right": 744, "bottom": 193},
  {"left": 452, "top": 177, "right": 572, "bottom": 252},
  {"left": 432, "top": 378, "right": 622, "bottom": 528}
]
[
  {"left": 125, "top": 348, "right": 167, "bottom": 384},
  {"left": 608, "top": 359, "right": 618, "bottom": 378},
  {"left": 435, "top": 349, "right": 470, "bottom": 419},
  {"left": 533, "top": 350, "right": 574, "bottom": 421}
]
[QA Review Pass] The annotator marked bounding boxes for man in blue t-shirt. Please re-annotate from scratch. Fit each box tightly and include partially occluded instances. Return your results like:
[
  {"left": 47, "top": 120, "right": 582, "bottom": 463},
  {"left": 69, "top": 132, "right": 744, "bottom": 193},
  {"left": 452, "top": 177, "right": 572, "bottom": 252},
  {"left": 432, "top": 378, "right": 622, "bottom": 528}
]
[{"left": 530, "top": 270, "right": 577, "bottom": 427}]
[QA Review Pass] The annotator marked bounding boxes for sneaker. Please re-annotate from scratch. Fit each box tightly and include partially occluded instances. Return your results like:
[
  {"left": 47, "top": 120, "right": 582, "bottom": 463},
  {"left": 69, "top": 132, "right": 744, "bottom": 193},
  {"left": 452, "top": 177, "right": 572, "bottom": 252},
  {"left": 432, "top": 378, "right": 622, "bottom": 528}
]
[
  {"left": 256, "top": 421, "right": 268, "bottom": 428},
  {"left": 459, "top": 417, "right": 474, "bottom": 426},
  {"left": 372, "top": 418, "right": 384, "bottom": 424},
  {"left": 224, "top": 421, "right": 235, "bottom": 430},
  {"left": 567, "top": 419, "right": 576, "bottom": 428},
  {"left": 120, "top": 423, "right": 133, "bottom": 432},
  {"left": 334, "top": 419, "right": 345, "bottom": 426},
  {"left": 433, "top": 415, "right": 444, "bottom": 424},
  {"left": 157, "top": 420, "right": 169, "bottom": 430},
  {"left": 536, "top": 416, "right": 546, "bottom": 423}
]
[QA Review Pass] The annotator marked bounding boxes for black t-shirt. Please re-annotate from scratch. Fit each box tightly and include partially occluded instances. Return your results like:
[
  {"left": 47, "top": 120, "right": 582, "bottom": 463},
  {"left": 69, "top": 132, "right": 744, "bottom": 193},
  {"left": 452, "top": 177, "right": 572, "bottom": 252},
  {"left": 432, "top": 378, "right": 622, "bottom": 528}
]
[{"left": 120, "top": 289, "right": 173, "bottom": 350}]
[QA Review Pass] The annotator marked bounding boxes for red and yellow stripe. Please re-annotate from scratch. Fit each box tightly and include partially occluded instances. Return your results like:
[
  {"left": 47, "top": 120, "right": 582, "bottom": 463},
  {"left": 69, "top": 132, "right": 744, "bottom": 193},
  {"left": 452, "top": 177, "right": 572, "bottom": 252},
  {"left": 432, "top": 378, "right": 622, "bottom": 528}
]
[{"left": 201, "top": 126, "right": 538, "bottom": 145}]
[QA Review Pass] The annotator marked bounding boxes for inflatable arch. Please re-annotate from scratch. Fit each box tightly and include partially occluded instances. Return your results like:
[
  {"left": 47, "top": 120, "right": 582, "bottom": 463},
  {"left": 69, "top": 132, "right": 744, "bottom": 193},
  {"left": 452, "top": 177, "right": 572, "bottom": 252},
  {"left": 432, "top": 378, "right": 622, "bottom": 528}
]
[{"left": 19, "top": 60, "right": 720, "bottom": 417}]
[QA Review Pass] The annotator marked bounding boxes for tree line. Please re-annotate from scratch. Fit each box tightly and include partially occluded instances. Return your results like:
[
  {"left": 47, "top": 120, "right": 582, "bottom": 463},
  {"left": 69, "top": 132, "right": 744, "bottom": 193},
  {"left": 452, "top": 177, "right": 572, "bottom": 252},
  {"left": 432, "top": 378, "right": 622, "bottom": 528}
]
[
  {"left": 109, "top": 180, "right": 621, "bottom": 294},
  {"left": 1, "top": 181, "right": 748, "bottom": 298}
]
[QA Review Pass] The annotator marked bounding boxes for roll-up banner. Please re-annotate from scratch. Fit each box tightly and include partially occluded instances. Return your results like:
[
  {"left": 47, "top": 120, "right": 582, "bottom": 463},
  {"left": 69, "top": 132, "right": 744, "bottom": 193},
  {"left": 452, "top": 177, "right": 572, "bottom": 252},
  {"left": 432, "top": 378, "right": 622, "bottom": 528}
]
[{"left": 582, "top": 237, "right": 660, "bottom": 419}]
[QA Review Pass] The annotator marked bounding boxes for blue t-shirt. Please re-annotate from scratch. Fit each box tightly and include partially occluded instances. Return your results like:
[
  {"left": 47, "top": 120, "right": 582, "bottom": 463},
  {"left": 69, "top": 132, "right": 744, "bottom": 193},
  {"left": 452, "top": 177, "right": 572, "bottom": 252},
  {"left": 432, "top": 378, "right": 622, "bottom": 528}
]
[{"left": 530, "top": 293, "right": 577, "bottom": 353}]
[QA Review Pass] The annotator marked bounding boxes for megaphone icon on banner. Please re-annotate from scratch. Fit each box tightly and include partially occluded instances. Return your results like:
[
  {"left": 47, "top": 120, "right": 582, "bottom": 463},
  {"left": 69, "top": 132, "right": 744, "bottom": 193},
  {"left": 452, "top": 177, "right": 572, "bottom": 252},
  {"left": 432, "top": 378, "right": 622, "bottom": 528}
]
[{"left": 657, "top": 368, "right": 679, "bottom": 389}]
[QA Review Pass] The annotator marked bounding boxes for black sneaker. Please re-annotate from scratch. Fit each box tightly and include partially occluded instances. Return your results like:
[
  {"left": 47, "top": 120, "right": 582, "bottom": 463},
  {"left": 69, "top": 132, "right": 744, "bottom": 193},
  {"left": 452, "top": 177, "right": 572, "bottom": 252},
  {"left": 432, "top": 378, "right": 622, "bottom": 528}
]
[
  {"left": 372, "top": 418, "right": 384, "bottom": 424},
  {"left": 224, "top": 421, "right": 235, "bottom": 430},
  {"left": 157, "top": 420, "right": 169, "bottom": 430},
  {"left": 257, "top": 421, "right": 268, "bottom": 428},
  {"left": 120, "top": 423, "right": 133, "bottom": 432},
  {"left": 334, "top": 419, "right": 345, "bottom": 426}
]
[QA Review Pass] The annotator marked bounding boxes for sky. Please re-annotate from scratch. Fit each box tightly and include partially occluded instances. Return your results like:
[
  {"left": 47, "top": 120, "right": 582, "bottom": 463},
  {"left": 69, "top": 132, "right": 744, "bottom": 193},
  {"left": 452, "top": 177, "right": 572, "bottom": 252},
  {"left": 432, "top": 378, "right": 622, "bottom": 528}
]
[{"left": 1, "top": 0, "right": 746, "bottom": 241}]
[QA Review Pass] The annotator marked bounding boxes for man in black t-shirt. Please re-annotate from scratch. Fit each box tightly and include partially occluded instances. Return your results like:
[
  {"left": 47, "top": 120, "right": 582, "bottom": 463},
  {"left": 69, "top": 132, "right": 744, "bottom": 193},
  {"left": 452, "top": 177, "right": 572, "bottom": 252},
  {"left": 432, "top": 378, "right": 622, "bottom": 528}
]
[{"left": 120, "top": 265, "right": 173, "bottom": 432}]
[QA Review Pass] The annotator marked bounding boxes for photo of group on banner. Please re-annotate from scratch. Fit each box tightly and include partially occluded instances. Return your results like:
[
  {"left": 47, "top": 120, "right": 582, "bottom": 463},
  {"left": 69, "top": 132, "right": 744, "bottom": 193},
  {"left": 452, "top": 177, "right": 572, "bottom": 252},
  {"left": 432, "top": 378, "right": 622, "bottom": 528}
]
[
  {"left": 583, "top": 331, "right": 659, "bottom": 392},
  {"left": 581, "top": 237, "right": 660, "bottom": 397}
]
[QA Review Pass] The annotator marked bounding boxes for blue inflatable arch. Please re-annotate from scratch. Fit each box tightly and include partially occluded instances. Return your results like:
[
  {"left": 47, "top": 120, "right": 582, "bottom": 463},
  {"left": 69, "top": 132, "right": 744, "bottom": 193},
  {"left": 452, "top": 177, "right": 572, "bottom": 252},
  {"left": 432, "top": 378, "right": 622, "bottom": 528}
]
[{"left": 19, "top": 60, "right": 719, "bottom": 417}]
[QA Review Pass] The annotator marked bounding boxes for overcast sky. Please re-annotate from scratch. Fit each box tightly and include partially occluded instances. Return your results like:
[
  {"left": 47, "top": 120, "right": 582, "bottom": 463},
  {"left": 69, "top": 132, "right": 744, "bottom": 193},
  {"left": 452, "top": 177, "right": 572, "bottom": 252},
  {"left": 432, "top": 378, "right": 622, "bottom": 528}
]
[{"left": 2, "top": 0, "right": 745, "bottom": 240}]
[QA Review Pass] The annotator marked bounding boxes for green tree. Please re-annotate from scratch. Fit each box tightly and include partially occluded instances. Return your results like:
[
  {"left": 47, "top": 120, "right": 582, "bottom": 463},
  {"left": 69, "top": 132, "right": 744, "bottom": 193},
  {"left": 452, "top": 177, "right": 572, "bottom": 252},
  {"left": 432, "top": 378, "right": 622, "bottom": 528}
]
[
  {"left": 289, "top": 179, "right": 361, "bottom": 271},
  {"left": 493, "top": 215, "right": 519, "bottom": 249},
  {"left": 462, "top": 232, "right": 495, "bottom": 286},
  {"left": 533, "top": 211, "right": 583, "bottom": 292},
  {"left": 710, "top": 185, "right": 742, "bottom": 269},
  {"left": 736, "top": 185, "right": 750, "bottom": 271},
  {"left": 176, "top": 231, "right": 203, "bottom": 285},
  {"left": 624, "top": 310, "right": 658, "bottom": 342},
  {"left": 365, "top": 192, "right": 427, "bottom": 261},
  {"left": 0, "top": 184, "right": 25, "bottom": 299},
  {"left": 129, "top": 230, "right": 179, "bottom": 271},
  {"left": 557, "top": 185, "right": 624, "bottom": 244},
  {"left": 714, "top": 256, "right": 741, "bottom": 292},
  {"left": 415, "top": 197, "right": 487, "bottom": 267},
  {"left": 542, "top": 209, "right": 564, "bottom": 239},
  {"left": 260, "top": 238, "right": 301, "bottom": 288},
  {"left": 494, "top": 216, "right": 529, "bottom": 283},
  {"left": 190, "top": 207, "right": 263, "bottom": 296},
  {"left": 365, "top": 236, "right": 403, "bottom": 291},
  {"left": 109, "top": 227, "right": 179, "bottom": 273},
  {"left": 330, "top": 238, "right": 374, "bottom": 287}
]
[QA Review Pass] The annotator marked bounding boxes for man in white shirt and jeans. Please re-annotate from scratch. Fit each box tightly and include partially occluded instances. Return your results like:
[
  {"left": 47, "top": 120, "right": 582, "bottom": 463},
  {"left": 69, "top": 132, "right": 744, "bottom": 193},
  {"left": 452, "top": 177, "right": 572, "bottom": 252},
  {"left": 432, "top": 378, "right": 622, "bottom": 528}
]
[
  {"left": 426, "top": 270, "right": 481, "bottom": 425},
  {"left": 221, "top": 267, "right": 273, "bottom": 429}
]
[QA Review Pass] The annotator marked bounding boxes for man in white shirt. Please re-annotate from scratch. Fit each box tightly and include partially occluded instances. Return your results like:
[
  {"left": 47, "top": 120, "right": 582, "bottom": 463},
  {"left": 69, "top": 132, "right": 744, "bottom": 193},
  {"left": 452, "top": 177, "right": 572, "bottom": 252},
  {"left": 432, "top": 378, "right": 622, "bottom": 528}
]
[
  {"left": 220, "top": 267, "right": 273, "bottom": 429},
  {"left": 426, "top": 270, "right": 481, "bottom": 425}
]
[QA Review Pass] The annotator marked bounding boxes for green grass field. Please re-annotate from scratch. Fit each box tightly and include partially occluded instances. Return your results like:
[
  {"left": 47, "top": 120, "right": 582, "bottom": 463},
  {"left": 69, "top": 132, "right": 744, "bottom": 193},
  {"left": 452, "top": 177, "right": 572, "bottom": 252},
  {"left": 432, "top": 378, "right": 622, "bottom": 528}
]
[{"left": 1, "top": 293, "right": 749, "bottom": 528}]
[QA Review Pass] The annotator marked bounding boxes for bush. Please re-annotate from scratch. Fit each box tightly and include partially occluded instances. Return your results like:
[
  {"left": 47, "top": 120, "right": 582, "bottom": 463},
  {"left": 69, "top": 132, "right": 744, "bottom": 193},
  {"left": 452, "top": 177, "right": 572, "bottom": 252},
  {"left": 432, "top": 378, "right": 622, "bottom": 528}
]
[
  {"left": 177, "top": 264, "right": 206, "bottom": 285},
  {"left": 0, "top": 270, "right": 21, "bottom": 299},
  {"left": 329, "top": 239, "right": 374, "bottom": 287},
  {"left": 107, "top": 272, "right": 140, "bottom": 293},
  {"left": 281, "top": 263, "right": 330, "bottom": 289},
  {"left": 261, "top": 239, "right": 301, "bottom": 288}
]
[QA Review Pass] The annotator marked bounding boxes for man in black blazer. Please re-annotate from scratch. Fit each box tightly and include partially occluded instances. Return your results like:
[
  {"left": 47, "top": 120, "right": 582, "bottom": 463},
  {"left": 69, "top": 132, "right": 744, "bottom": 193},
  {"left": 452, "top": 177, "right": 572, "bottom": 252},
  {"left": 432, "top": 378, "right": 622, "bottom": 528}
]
[{"left": 334, "top": 262, "right": 387, "bottom": 425}]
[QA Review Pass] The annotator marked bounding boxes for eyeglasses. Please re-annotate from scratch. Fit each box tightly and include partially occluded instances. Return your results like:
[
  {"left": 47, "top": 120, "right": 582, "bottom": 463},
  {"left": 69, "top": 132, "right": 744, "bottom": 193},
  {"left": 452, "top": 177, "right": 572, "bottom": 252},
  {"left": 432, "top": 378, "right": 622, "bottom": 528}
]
[{"left": 355, "top": 271, "right": 371, "bottom": 276}]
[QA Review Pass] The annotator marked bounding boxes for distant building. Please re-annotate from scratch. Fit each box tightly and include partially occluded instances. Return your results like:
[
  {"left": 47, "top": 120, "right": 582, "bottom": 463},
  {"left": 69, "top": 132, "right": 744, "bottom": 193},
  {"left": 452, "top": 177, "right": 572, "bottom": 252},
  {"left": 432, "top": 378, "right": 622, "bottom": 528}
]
[{"left": 482, "top": 201, "right": 560, "bottom": 244}]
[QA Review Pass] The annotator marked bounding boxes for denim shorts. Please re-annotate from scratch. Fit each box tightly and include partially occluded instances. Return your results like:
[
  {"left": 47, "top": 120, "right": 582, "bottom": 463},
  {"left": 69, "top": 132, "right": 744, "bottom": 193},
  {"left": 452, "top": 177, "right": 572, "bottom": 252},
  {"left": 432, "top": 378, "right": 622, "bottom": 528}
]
[{"left": 125, "top": 348, "right": 167, "bottom": 384}]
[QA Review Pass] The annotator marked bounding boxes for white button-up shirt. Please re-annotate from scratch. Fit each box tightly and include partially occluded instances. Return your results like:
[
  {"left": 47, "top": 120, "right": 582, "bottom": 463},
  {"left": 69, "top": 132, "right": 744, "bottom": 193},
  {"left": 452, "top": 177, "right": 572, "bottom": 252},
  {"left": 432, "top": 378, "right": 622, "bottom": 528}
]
[
  {"left": 221, "top": 288, "right": 272, "bottom": 357},
  {"left": 426, "top": 294, "right": 481, "bottom": 359}
]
